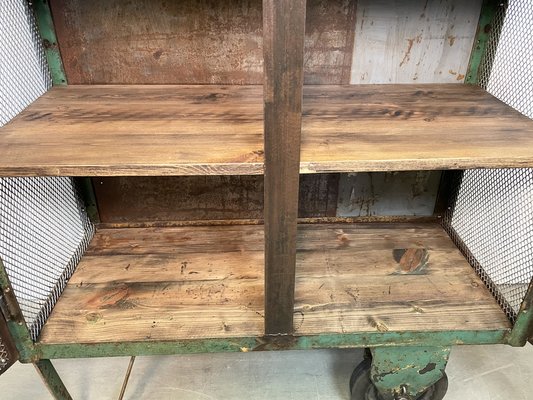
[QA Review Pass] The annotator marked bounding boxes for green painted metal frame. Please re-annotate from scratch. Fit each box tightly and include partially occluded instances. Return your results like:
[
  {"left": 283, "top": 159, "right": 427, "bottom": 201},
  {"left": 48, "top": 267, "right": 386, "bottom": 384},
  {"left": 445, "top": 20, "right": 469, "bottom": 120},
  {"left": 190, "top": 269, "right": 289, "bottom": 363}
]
[
  {"left": 29, "top": 330, "right": 510, "bottom": 362},
  {"left": 0, "top": 0, "right": 528, "bottom": 374},
  {"left": 34, "top": 360, "right": 72, "bottom": 400},
  {"left": 465, "top": 0, "right": 507, "bottom": 85},
  {"left": 0, "top": 260, "right": 35, "bottom": 363},
  {"left": 31, "top": 0, "right": 68, "bottom": 85},
  {"left": 370, "top": 346, "right": 450, "bottom": 400}
]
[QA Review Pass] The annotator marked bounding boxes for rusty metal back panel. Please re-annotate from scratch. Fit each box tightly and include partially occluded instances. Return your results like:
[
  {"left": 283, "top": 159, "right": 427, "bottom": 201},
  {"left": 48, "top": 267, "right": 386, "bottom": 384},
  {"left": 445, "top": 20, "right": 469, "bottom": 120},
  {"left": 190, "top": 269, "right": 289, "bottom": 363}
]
[
  {"left": 93, "top": 174, "right": 338, "bottom": 223},
  {"left": 50, "top": 0, "right": 356, "bottom": 85}
]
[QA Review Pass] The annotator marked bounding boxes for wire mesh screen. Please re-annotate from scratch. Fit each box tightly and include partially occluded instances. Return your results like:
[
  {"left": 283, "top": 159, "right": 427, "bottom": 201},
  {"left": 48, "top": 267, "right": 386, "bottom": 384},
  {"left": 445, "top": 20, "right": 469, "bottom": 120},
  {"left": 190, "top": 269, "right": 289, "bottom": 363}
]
[
  {"left": 443, "top": 2, "right": 533, "bottom": 323},
  {"left": 0, "top": 0, "right": 51, "bottom": 127},
  {"left": 0, "top": 178, "right": 94, "bottom": 340},
  {"left": 442, "top": 170, "right": 533, "bottom": 322}
]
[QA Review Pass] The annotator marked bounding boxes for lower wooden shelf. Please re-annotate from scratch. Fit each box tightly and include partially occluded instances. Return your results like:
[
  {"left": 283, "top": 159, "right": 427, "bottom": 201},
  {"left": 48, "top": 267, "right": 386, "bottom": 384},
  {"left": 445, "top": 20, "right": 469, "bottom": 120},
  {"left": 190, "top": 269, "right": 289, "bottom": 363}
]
[{"left": 38, "top": 222, "right": 510, "bottom": 345}]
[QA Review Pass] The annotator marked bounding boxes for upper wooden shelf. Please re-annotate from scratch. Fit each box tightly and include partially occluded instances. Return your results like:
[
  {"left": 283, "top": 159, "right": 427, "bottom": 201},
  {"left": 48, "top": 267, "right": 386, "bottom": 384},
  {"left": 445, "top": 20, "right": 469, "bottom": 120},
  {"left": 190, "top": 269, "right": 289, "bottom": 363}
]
[{"left": 1, "top": 84, "right": 533, "bottom": 177}]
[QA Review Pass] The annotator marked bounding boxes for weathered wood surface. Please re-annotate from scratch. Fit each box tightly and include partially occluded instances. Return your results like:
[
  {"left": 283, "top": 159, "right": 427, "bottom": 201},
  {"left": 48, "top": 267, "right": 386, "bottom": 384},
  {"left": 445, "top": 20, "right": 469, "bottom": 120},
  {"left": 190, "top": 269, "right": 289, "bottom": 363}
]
[
  {"left": 262, "top": 0, "right": 306, "bottom": 335},
  {"left": 350, "top": 0, "right": 483, "bottom": 84},
  {"left": 50, "top": 0, "right": 355, "bottom": 85},
  {"left": 2, "top": 84, "right": 533, "bottom": 176},
  {"left": 38, "top": 223, "right": 509, "bottom": 344},
  {"left": 93, "top": 174, "right": 338, "bottom": 223}
]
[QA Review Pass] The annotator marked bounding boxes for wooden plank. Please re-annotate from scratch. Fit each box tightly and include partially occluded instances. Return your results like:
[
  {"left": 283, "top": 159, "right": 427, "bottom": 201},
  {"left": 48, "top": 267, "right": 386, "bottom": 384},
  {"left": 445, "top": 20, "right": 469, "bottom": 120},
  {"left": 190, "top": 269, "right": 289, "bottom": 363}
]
[
  {"left": 350, "top": 0, "right": 483, "bottom": 84},
  {"left": 38, "top": 223, "right": 510, "bottom": 345},
  {"left": 50, "top": 0, "right": 355, "bottom": 85},
  {"left": 2, "top": 84, "right": 533, "bottom": 176},
  {"left": 262, "top": 0, "right": 306, "bottom": 335}
]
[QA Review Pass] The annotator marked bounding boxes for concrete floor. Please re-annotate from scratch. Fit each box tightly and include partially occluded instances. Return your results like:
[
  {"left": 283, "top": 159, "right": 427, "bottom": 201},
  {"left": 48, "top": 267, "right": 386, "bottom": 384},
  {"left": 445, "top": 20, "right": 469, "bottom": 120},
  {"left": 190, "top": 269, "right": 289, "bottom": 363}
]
[{"left": 0, "top": 344, "right": 532, "bottom": 399}]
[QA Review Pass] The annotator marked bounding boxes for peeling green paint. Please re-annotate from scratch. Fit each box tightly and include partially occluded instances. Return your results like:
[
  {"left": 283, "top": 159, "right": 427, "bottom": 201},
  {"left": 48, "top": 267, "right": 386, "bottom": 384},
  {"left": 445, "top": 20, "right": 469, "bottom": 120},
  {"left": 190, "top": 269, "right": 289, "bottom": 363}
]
[
  {"left": 31, "top": 330, "right": 509, "bottom": 362},
  {"left": 31, "top": 0, "right": 68, "bottom": 85},
  {"left": 34, "top": 360, "right": 72, "bottom": 400},
  {"left": 465, "top": 0, "right": 507, "bottom": 85},
  {"left": 508, "top": 278, "right": 533, "bottom": 347},
  {"left": 0, "top": 259, "right": 35, "bottom": 362},
  {"left": 370, "top": 346, "right": 450, "bottom": 400}
]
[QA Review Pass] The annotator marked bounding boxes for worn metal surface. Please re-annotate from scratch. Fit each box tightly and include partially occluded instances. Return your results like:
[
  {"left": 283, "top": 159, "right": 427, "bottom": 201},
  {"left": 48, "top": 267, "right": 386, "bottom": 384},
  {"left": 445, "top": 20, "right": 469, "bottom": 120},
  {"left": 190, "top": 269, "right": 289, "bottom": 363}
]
[
  {"left": 508, "top": 278, "right": 533, "bottom": 346},
  {"left": 337, "top": 172, "right": 441, "bottom": 217},
  {"left": 49, "top": 0, "right": 356, "bottom": 85},
  {"left": 465, "top": 0, "right": 507, "bottom": 85},
  {"left": 34, "top": 359, "right": 72, "bottom": 400},
  {"left": 0, "top": 259, "right": 34, "bottom": 363},
  {"left": 34, "top": 330, "right": 508, "bottom": 360},
  {"left": 370, "top": 346, "right": 450, "bottom": 400},
  {"left": 31, "top": 0, "right": 67, "bottom": 85},
  {"left": 93, "top": 175, "right": 338, "bottom": 223},
  {"left": 0, "top": 310, "right": 18, "bottom": 376},
  {"left": 350, "top": 0, "right": 482, "bottom": 84},
  {"left": 76, "top": 178, "right": 100, "bottom": 224}
]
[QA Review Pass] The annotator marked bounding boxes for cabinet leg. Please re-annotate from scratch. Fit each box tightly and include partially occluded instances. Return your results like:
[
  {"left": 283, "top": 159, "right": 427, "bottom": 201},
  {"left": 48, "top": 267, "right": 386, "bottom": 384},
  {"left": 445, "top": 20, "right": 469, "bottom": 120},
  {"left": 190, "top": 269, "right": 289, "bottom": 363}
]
[
  {"left": 350, "top": 346, "right": 450, "bottom": 400},
  {"left": 34, "top": 359, "right": 73, "bottom": 400},
  {"left": 370, "top": 346, "right": 450, "bottom": 400}
]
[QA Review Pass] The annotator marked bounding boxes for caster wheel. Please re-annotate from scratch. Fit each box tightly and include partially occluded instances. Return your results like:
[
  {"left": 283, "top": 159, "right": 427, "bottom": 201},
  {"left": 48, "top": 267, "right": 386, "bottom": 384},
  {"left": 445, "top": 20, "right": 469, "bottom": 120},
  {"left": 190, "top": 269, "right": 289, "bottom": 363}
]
[{"left": 349, "top": 358, "right": 448, "bottom": 400}]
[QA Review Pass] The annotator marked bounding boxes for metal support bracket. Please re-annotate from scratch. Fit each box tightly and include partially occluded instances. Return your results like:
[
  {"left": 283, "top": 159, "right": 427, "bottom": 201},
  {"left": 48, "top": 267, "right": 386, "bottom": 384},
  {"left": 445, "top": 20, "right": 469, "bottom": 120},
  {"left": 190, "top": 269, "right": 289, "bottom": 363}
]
[
  {"left": 370, "top": 346, "right": 450, "bottom": 400},
  {"left": 34, "top": 360, "right": 73, "bottom": 400}
]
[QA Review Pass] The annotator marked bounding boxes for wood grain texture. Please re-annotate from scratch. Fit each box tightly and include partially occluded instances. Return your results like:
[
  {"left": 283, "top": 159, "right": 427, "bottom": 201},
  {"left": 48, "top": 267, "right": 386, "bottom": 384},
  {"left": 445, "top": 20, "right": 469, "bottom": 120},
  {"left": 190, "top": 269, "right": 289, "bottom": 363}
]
[
  {"left": 263, "top": 0, "right": 306, "bottom": 334},
  {"left": 50, "top": 0, "right": 355, "bottom": 85},
  {"left": 2, "top": 84, "right": 533, "bottom": 176},
  {"left": 38, "top": 223, "right": 509, "bottom": 345}
]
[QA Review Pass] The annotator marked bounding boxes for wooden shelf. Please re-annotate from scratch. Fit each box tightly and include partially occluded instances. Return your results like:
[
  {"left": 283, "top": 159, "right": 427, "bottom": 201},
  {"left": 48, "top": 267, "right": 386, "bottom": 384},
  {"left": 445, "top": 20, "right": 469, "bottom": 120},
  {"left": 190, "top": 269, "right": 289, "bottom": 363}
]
[
  {"left": 38, "top": 222, "right": 510, "bottom": 345},
  {"left": 1, "top": 84, "right": 533, "bottom": 177}
]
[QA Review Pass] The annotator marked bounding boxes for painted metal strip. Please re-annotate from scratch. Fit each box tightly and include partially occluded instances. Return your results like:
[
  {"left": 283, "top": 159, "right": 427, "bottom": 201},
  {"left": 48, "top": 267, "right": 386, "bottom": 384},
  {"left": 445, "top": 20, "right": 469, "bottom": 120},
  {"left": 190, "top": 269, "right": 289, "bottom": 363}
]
[
  {"left": 31, "top": 0, "right": 68, "bottom": 85},
  {"left": 33, "top": 329, "right": 508, "bottom": 361},
  {"left": 0, "top": 259, "right": 35, "bottom": 362},
  {"left": 507, "top": 277, "right": 533, "bottom": 346},
  {"left": 465, "top": 0, "right": 507, "bottom": 85}
]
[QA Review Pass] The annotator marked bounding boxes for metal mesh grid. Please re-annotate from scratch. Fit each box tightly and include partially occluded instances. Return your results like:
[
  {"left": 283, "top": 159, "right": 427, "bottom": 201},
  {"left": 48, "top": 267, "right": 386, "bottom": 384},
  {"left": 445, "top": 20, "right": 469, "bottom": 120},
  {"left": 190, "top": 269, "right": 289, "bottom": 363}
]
[
  {"left": 0, "top": 178, "right": 94, "bottom": 340},
  {"left": 482, "top": 0, "right": 533, "bottom": 119},
  {"left": 442, "top": 170, "right": 533, "bottom": 323},
  {"left": 0, "top": 0, "right": 51, "bottom": 127},
  {"left": 442, "top": 1, "right": 533, "bottom": 324}
]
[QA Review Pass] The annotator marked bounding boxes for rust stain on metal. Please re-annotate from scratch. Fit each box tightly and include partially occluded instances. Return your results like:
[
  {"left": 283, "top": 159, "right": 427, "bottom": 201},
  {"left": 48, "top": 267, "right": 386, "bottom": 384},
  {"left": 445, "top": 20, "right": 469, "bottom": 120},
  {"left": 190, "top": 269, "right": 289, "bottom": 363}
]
[
  {"left": 50, "top": 0, "right": 357, "bottom": 85},
  {"left": 399, "top": 35, "right": 422, "bottom": 67}
]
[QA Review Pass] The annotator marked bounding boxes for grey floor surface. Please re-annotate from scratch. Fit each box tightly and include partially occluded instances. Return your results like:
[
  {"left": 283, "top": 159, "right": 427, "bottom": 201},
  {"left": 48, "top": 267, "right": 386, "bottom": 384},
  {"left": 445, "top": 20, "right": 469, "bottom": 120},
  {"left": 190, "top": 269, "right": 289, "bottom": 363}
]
[{"left": 0, "top": 344, "right": 532, "bottom": 399}]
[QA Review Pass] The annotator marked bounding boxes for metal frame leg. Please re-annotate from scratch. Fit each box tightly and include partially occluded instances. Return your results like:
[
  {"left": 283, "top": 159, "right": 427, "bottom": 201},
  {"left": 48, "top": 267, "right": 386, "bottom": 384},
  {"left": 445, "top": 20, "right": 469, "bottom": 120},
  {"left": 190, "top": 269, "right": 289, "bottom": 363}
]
[
  {"left": 34, "top": 359, "right": 73, "bottom": 400},
  {"left": 370, "top": 346, "right": 450, "bottom": 400}
]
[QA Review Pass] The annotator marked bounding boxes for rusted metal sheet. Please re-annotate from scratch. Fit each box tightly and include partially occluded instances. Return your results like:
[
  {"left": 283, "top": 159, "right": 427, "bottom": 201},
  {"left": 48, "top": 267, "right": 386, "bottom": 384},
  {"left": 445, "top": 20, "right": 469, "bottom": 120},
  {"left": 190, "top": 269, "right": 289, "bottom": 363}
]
[
  {"left": 94, "top": 175, "right": 338, "bottom": 223},
  {"left": 337, "top": 172, "right": 441, "bottom": 217},
  {"left": 350, "top": 0, "right": 483, "bottom": 84},
  {"left": 305, "top": 0, "right": 357, "bottom": 84},
  {"left": 50, "top": 0, "right": 356, "bottom": 85}
]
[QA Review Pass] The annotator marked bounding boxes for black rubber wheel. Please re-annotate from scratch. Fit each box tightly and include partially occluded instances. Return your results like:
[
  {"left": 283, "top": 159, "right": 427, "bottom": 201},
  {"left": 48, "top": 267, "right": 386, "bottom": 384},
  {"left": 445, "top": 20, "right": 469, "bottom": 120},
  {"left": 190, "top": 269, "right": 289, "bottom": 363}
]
[{"left": 349, "top": 358, "right": 448, "bottom": 400}]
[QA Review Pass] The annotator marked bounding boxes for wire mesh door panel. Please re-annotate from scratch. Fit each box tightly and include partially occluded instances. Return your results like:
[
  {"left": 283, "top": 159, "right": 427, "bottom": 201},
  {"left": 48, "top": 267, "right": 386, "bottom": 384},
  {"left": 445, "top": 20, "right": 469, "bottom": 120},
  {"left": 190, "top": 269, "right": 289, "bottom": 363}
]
[
  {"left": 443, "top": 1, "right": 533, "bottom": 324},
  {"left": 0, "top": 178, "right": 94, "bottom": 341}
]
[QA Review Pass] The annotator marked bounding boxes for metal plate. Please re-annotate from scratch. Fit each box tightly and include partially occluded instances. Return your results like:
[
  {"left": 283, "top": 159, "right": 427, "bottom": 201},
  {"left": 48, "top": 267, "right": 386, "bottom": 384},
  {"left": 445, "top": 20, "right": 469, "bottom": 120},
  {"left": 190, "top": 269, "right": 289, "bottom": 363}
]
[{"left": 0, "top": 310, "right": 18, "bottom": 376}]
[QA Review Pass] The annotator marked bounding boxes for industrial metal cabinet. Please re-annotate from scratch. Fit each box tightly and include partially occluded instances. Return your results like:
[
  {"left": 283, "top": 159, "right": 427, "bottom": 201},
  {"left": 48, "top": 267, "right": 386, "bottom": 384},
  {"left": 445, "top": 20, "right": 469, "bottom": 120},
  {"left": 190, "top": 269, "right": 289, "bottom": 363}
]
[{"left": 1, "top": 1, "right": 532, "bottom": 399}]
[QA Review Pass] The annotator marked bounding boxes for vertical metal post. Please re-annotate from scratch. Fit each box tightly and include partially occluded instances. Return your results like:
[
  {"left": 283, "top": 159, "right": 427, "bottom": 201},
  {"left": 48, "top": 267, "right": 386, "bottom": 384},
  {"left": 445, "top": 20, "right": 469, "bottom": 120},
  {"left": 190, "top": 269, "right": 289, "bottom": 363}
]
[
  {"left": 507, "top": 277, "right": 533, "bottom": 346},
  {"left": 0, "top": 259, "right": 34, "bottom": 362},
  {"left": 31, "top": 0, "right": 68, "bottom": 85},
  {"left": 465, "top": 0, "right": 508, "bottom": 85},
  {"left": 34, "top": 359, "right": 73, "bottom": 400}
]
